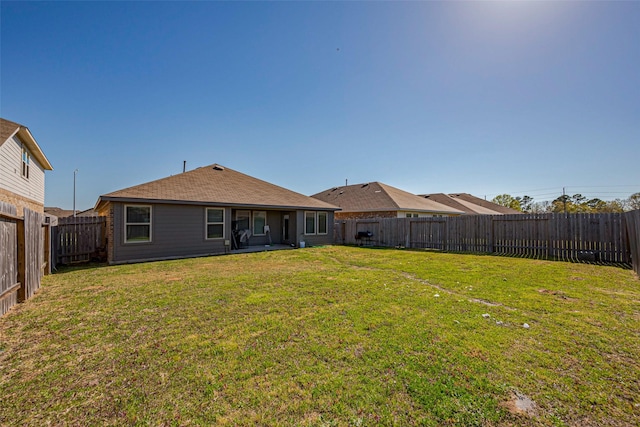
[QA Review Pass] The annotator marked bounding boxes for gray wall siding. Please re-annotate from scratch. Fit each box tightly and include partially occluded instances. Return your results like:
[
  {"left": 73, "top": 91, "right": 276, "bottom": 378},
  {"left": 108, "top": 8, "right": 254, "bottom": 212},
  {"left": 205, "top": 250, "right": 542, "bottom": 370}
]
[
  {"left": 112, "top": 203, "right": 231, "bottom": 263},
  {"left": 246, "top": 210, "right": 283, "bottom": 246},
  {"left": 297, "top": 210, "right": 334, "bottom": 247},
  {"left": 111, "top": 203, "right": 335, "bottom": 263}
]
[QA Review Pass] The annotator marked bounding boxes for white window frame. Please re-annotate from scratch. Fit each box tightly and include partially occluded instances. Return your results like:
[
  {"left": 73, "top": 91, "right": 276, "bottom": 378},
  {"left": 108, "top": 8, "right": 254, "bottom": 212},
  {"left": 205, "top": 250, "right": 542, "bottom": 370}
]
[
  {"left": 317, "top": 211, "right": 328, "bottom": 235},
  {"left": 304, "top": 211, "right": 317, "bottom": 235},
  {"left": 205, "top": 208, "right": 225, "bottom": 240},
  {"left": 21, "top": 144, "right": 30, "bottom": 179},
  {"left": 124, "top": 205, "right": 152, "bottom": 243},
  {"left": 252, "top": 211, "right": 267, "bottom": 236}
]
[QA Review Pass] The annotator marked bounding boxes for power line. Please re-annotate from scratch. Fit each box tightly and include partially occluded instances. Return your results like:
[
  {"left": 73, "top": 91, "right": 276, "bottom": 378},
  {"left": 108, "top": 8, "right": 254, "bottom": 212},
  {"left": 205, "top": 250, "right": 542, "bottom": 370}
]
[{"left": 486, "top": 186, "right": 639, "bottom": 200}]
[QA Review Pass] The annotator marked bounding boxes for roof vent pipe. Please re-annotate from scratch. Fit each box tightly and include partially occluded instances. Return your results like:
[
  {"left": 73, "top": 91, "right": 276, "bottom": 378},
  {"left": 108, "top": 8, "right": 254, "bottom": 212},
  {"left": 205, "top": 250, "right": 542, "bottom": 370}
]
[{"left": 183, "top": 161, "right": 186, "bottom": 173}]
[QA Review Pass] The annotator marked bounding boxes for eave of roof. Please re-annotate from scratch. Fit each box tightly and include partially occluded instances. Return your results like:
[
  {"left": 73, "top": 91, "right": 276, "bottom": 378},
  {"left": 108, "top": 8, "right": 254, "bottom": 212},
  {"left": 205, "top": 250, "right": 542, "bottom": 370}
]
[
  {"left": 0, "top": 118, "right": 53, "bottom": 170},
  {"left": 95, "top": 196, "right": 340, "bottom": 212}
]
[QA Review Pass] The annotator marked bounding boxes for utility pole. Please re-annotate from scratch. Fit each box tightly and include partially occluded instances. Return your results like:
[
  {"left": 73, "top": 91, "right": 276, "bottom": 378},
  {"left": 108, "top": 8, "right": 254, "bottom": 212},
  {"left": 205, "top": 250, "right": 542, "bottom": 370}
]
[
  {"left": 73, "top": 169, "right": 78, "bottom": 217},
  {"left": 563, "top": 187, "right": 567, "bottom": 214}
]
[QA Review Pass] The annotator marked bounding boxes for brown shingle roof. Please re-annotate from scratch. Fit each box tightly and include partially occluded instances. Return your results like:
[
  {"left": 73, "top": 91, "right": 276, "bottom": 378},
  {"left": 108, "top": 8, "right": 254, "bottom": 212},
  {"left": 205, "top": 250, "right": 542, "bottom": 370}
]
[
  {"left": 44, "top": 207, "right": 76, "bottom": 218},
  {"left": 421, "top": 193, "right": 477, "bottom": 213},
  {"left": 419, "top": 193, "right": 521, "bottom": 214},
  {"left": 1, "top": 118, "right": 53, "bottom": 170},
  {"left": 96, "top": 164, "right": 338, "bottom": 211},
  {"left": 311, "top": 182, "right": 464, "bottom": 215},
  {"left": 0, "top": 118, "right": 21, "bottom": 142},
  {"left": 449, "top": 193, "right": 521, "bottom": 214}
]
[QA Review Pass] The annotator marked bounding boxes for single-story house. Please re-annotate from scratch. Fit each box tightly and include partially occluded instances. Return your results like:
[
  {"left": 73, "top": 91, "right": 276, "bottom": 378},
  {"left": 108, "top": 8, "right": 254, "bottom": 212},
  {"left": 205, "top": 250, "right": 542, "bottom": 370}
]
[
  {"left": 0, "top": 118, "right": 53, "bottom": 216},
  {"left": 94, "top": 164, "right": 339, "bottom": 264},
  {"left": 311, "top": 182, "right": 464, "bottom": 220},
  {"left": 419, "top": 193, "right": 521, "bottom": 215},
  {"left": 45, "top": 207, "right": 100, "bottom": 218}
]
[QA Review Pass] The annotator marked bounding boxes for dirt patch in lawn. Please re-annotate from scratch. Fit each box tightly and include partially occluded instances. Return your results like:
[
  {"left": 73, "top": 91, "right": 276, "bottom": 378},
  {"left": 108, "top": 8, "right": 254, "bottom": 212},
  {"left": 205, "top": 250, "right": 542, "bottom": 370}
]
[{"left": 503, "top": 390, "right": 539, "bottom": 418}]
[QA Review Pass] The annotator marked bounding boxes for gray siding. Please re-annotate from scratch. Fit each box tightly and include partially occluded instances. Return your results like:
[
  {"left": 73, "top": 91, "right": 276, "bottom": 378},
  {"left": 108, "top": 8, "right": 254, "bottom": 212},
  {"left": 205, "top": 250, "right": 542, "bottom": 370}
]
[
  {"left": 112, "top": 203, "right": 231, "bottom": 263},
  {"left": 235, "top": 210, "right": 288, "bottom": 246},
  {"left": 297, "top": 210, "right": 334, "bottom": 247},
  {"left": 111, "top": 202, "right": 335, "bottom": 264}
]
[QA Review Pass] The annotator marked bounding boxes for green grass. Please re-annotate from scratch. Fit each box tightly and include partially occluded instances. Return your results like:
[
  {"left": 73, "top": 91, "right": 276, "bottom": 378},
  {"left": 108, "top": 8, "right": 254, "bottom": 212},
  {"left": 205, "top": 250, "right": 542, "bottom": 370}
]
[{"left": 1, "top": 246, "right": 638, "bottom": 426}]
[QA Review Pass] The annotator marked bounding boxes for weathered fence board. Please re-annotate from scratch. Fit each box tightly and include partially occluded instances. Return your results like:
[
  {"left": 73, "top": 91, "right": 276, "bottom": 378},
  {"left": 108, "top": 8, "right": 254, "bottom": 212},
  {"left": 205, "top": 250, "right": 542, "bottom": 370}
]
[
  {"left": 0, "top": 202, "right": 19, "bottom": 316},
  {"left": 335, "top": 213, "right": 633, "bottom": 267},
  {"left": 1, "top": 204, "right": 46, "bottom": 316},
  {"left": 625, "top": 210, "right": 640, "bottom": 276},
  {"left": 52, "top": 216, "right": 106, "bottom": 267},
  {"left": 20, "top": 209, "right": 45, "bottom": 301}
]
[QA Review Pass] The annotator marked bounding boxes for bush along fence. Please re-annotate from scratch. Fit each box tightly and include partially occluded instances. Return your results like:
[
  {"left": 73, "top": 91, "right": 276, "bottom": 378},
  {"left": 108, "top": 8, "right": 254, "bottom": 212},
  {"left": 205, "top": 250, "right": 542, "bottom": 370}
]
[
  {"left": 335, "top": 212, "right": 640, "bottom": 270},
  {"left": 0, "top": 202, "right": 48, "bottom": 316},
  {"left": 51, "top": 216, "right": 106, "bottom": 269}
]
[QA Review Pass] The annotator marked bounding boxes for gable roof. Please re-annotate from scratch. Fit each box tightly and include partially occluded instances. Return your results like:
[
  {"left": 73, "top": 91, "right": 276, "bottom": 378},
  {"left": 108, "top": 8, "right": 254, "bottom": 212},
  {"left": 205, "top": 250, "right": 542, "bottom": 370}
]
[
  {"left": 421, "top": 193, "right": 480, "bottom": 214},
  {"left": 95, "top": 164, "right": 339, "bottom": 211},
  {"left": 311, "top": 182, "right": 464, "bottom": 215},
  {"left": 1, "top": 118, "right": 53, "bottom": 170},
  {"left": 420, "top": 193, "right": 521, "bottom": 215},
  {"left": 44, "top": 207, "right": 76, "bottom": 218},
  {"left": 449, "top": 193, "right": 521, "bottom": 214},
  {"left": 44, "top": 207, "right": 99, "bottom": 218}
]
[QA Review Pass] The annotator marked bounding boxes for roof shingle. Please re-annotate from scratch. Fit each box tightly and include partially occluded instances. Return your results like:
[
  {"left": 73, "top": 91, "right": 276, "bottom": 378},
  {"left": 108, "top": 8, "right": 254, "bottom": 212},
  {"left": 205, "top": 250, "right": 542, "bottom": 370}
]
[
  {"left": 311, "top": 182, "right": 464, "bottom": 214},
  {"left": 96, "top": 164, "right": 338, "bottom": 210},
  {"left": 420, "top": 193, "right": 521, "bottom": 215}
]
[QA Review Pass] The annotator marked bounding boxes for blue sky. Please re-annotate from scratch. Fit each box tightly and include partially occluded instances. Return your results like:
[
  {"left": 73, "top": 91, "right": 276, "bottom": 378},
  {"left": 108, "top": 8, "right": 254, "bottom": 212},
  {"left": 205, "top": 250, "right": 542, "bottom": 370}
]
[{"left": 1, "top": 1, "right": 639, "bottom": 210}]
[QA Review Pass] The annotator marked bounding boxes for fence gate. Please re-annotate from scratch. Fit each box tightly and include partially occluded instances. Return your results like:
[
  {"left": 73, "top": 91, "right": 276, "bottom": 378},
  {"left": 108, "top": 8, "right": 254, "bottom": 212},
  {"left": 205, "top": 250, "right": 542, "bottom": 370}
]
[{"left": 52, "top": 216, "right": 106, "bottom": 267}]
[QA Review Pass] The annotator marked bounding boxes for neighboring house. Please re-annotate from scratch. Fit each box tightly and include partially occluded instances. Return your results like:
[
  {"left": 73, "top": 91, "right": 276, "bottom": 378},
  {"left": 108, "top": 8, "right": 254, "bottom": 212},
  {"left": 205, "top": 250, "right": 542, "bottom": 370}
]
[
  {"left": 94, "top": 164, "right": 339, "bottom": 264},
  {"left": 0, "top": 118, "right": 53, "bottom": 216},
  {"left": 45, "top": 207, "right": 100, "bottom": 218},
  {"left": 311, "top": 182, "right": 464, "bottom": 220},
  {"left": 44, "top": 207, "right": 75, "bottom": 218},
  {"left": 420, "top": 193, "right": 522, "bottom": 215},
  {"left": 76, "top": 208, "right": 100, "bottom": 217}
]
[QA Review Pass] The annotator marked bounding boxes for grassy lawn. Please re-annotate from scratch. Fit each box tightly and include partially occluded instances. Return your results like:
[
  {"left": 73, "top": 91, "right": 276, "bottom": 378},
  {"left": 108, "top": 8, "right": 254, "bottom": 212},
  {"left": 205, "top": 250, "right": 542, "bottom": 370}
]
[{"left": 1, "top": 246, "right": 638, "bottom": 426}]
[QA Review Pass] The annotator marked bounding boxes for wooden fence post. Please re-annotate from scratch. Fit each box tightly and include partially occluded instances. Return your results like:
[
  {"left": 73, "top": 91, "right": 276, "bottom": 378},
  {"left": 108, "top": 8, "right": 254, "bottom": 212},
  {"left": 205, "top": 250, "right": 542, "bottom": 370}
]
[
  {"left": 16, "top": 218, "right": 26, "bottom": 302},
  {"left": 43, "top": 223, "right": 51, "bottom": 275}
]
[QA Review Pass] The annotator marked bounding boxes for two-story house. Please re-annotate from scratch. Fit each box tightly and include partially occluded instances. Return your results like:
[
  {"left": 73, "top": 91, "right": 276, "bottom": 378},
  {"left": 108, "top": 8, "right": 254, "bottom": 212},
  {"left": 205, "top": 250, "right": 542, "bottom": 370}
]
[{"left": 0, "top": 118, "right": 53, "bottom": 216}]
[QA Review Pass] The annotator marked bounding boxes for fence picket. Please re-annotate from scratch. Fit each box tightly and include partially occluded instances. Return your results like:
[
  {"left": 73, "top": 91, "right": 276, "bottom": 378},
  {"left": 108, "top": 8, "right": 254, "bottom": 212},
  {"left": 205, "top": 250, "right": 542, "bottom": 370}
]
[
  {"left": 53, "top": 216, "right": 106, "bottom": 267},
  {"left": 335, "top": 212, "right": 636, "bottom": 268}
]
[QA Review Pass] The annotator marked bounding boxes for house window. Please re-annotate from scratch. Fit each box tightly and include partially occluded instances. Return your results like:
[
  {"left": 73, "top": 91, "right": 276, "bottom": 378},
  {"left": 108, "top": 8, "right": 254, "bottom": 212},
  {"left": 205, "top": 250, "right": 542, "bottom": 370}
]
[
  {"left": 206, "top": 208, "right": 225, "bottom": 239},
  {"left": 305, "top": 211, "right": 316, "bottom": 235},
  {"left": 125, "top": 205, "right": 151, "bottom": 243},
  {"left": 235, "top": 210, "right": 250, "bottom": 231},
  {"left": 406, "top": 213, "right": 412, "bottom": 218},
  {"left": 317, "top": 211, "right": 328, "bottom": 235},
  {"left": 21, "top": 145, "right": 30, "bottom": 179},
  {"left": 252, "top": 211, "right": 266, "bottom": 236}
]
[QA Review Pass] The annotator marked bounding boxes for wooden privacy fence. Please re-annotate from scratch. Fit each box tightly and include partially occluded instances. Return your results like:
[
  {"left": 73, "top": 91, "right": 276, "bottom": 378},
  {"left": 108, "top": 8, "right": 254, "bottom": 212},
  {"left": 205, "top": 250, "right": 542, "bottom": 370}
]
[
  {"left": 1, "top": 202, "right": 48, "bottom": 316},
  {"left": 625, "top": 210, "right": 640, "bottom": 276},
  {"left": 336, "top": 212, "right": 635, "bottom": 266},
  {"left": 51, "top": 216, "right": 106, "bottom": 268}
]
